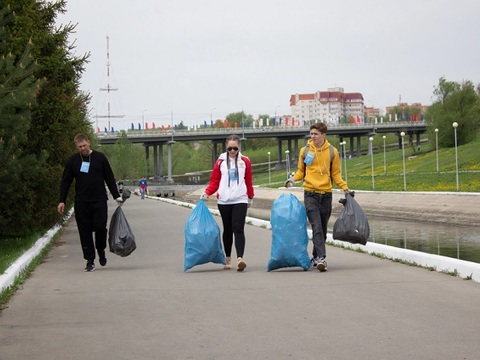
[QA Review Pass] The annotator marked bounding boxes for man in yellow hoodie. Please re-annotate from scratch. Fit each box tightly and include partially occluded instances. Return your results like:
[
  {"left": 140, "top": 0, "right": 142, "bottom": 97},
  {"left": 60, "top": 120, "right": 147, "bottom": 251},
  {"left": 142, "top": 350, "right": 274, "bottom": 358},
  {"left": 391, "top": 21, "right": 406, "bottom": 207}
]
[{"left": 285, "top": 122, "right": 352, "bottom": 272}]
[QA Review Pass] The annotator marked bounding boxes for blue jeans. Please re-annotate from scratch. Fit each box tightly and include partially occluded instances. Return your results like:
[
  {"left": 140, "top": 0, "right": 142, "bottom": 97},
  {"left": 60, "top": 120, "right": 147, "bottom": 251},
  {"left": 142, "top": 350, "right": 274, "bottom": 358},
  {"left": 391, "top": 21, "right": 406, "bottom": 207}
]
[{"left": 304, "top": 191, "right": 332, "bottom": 259}]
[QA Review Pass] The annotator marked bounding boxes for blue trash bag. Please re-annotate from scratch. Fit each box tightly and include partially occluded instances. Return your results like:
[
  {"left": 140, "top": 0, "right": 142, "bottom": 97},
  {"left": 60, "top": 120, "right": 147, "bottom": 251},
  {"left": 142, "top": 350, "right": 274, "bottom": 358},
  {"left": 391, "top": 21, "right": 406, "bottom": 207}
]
[
  {"left": 184, "top": 200, "right": 226, "bottom": 271},
  {"left": 267, "top": 193, "right": 311, "bottom": 271},
  {"left": 333, "top": 193, "right": 369, "bottom": 245}
]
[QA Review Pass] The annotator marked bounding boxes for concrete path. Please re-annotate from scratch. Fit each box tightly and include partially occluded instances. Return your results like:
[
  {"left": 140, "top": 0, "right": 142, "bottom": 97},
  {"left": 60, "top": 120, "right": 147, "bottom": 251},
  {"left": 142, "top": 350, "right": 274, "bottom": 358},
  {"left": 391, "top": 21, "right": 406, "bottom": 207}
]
[{"left": 1, "top": 194, "right": 480, "bottom": 360}]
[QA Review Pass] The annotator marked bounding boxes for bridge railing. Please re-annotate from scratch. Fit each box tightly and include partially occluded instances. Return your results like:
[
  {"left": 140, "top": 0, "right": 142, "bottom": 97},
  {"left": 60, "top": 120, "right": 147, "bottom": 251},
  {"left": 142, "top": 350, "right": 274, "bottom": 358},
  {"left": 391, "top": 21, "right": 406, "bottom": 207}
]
[{"left": 96, "top": 121, "right": 428, "bottom": 139}]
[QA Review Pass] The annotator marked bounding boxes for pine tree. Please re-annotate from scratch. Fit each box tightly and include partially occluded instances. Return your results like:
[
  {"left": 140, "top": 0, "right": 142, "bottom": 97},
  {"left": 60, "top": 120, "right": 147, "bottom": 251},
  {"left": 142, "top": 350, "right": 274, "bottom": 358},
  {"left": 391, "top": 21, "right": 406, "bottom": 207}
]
[{"left": 0, "top": 6, "right": 44, "bottom": 235}]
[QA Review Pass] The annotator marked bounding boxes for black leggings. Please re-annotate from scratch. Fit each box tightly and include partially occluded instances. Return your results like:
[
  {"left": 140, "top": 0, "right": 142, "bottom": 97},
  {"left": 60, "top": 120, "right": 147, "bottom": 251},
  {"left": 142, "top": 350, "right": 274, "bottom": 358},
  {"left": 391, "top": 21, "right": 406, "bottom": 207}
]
[{"left": 218, "top": 203, "right": 248, "bottom": 258}]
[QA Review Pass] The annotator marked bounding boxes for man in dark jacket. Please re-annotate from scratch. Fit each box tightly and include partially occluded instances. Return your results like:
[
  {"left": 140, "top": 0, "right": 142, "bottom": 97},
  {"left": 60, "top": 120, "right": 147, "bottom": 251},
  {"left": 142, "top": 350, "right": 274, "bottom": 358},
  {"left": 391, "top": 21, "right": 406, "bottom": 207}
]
[{"left": 57, "top": 133, "right": 123, "bottom": 272}]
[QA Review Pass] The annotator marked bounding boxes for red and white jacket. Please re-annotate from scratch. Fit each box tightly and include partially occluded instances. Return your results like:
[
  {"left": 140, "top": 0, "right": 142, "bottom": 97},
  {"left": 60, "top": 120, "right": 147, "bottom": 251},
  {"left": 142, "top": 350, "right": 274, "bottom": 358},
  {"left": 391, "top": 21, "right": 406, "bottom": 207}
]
[{"left": 205, "top": 152, "right": 254, "bottom": 205}]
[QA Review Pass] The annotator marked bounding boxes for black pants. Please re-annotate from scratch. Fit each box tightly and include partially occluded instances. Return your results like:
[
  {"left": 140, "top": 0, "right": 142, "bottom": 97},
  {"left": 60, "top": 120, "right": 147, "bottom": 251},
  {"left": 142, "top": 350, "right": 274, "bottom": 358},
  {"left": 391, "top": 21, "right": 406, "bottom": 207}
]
[
  {"left": 218, "top": 203, "right": 248, "bottom": 258},
  {"left": 74, "top": 201, "right": 108, "bottom": 261},
  {"left": 304, "top": 191, "right": 332, "bottom": 259}
]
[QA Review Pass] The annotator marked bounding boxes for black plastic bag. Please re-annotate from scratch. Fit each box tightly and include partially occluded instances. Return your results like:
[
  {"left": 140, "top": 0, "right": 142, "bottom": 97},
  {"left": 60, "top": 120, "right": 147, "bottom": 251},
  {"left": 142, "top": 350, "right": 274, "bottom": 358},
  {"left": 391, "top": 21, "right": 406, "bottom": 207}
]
[
  {"left": 184, "top": 200, "right": 226, "bottom": 271},
  {"left": 108, "top": 207, "right": 136, "bottom": 257},
  {"left": 267, "top": 194, "right": 311, "bottom": 271},
  {"left": 333, "top": 193, "right": 369, "bottom": 245}
]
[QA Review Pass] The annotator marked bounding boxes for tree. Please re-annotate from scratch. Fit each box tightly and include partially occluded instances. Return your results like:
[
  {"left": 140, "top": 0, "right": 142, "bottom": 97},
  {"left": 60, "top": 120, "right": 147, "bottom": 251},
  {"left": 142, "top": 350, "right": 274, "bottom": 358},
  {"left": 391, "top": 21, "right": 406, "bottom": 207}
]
[
  {"left": 0, "top": 9, "right": 45, "bottom": 235},
  {"left": 110, "top": 131, "right": 144, "bottom": 180},
  {"left": 427, "top": 77, "right": 480, "bottom": 148},
  {"left": 0, "top": 1, "right": 91, "bottom": 236},
  {"left": 225, "top": 111, "right": 254, "bottom": 129}
]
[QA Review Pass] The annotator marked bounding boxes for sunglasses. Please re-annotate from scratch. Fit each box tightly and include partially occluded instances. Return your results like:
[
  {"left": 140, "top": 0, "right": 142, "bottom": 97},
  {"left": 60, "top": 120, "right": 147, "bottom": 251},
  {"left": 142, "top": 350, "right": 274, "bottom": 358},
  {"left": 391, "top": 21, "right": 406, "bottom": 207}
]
[{"left": 227, "top": 147, "right": 239, "bottom": 152}]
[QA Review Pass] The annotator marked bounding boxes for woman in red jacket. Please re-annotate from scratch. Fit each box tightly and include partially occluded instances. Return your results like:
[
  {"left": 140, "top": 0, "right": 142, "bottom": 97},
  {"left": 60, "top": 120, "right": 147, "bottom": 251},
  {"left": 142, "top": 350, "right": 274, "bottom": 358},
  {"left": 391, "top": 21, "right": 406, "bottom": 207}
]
[{"left": 202, "top": 135, "right": 254, "bottom": 271}]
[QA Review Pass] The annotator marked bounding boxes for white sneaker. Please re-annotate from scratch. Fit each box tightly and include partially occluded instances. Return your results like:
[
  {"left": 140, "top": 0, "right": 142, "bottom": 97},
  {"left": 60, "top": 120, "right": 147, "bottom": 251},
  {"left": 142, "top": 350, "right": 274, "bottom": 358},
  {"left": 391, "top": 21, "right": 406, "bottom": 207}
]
[{"left": 316, "top": 258, "right": 327, "bottom": 272}]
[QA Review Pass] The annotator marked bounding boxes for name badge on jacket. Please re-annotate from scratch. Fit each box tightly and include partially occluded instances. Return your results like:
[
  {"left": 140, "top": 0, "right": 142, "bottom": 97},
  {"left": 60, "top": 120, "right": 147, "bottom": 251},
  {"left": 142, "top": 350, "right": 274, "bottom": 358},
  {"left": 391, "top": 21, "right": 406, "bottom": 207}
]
[{"left": 80, "top": 162, "right": 90, "bottom": 173}]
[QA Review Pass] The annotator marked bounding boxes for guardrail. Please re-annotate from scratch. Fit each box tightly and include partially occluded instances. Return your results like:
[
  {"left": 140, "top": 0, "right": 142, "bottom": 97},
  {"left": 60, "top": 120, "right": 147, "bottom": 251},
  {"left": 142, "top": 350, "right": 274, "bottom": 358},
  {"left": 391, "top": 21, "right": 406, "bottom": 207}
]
[{"left": 97, "top": 121, "right": 428, "bottom": 142}]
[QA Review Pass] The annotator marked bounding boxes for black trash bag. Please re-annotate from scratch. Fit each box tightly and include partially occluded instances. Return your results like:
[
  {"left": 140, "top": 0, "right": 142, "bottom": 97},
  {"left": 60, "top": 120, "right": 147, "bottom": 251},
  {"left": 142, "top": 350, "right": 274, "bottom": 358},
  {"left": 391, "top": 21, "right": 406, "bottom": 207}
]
[
  {"left": 108, "top": 207, "right": 136, "bottom": 257},
  {"left": 333, "top": 193, "right": 369, "bottom": 245}
]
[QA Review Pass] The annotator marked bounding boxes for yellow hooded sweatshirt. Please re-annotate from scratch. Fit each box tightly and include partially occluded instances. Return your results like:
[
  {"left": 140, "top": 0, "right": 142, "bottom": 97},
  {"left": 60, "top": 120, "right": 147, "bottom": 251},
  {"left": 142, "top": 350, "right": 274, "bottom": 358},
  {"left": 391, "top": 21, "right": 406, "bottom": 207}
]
[{"left": 292, "top": 139, "right": 347, "bottom": 193}]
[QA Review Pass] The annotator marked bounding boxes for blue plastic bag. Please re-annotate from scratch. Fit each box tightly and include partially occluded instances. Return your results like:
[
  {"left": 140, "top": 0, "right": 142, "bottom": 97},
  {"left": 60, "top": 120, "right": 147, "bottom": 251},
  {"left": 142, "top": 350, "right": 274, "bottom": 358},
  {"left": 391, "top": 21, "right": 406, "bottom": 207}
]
[
  {"left": 184, "top": 200, "right": 226, "bottom": 271},
  {"left": 267, "top": 194, "right": 311, "bottom": 271}
]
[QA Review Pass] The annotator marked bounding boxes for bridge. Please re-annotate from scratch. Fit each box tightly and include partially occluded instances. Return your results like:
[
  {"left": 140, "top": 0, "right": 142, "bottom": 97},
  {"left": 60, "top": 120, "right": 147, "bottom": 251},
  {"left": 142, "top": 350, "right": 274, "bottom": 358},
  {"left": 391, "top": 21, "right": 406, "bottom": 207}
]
[{"left": 97, "top": 121, "right": 428, "bottom": 181}]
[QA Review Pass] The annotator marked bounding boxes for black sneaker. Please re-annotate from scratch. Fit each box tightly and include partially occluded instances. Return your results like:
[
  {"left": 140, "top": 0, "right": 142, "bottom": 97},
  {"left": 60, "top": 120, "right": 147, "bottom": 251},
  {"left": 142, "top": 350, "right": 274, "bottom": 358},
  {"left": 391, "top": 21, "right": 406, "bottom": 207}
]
[
  {"left": 98, "top": 250, "right": 107, "bottom": 266},
  {"left": 99, "top": 257, "right": 107, "bottom": 266},
  {"left": 85, "top": 260, "right": 95, "bottom": 272}
]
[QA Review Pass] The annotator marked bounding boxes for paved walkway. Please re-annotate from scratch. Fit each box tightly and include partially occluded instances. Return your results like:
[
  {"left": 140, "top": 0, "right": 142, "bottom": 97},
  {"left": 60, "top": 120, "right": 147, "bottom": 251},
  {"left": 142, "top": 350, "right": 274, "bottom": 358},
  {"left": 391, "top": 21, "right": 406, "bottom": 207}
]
[{"left": 1, "top": 194, "right": 480, "bottom": 359}]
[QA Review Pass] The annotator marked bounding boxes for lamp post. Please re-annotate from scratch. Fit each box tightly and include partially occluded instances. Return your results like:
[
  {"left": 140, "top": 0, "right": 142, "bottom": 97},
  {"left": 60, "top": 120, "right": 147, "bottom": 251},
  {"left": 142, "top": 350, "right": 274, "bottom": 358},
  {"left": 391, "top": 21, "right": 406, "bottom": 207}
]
[
  {"left": 238, "top": 105, "right": 246, "bottom": 141},
  {"left": 369, "top": 137, "right": 375, "bottom": 190},
  {"left": 210, "top": 106, "right": 216, "bottom": 126},
  {"left": 453, "top": 122, "right": 459, "bottom": 191},
  {"left": 267, "top": 151, "right": 271, "bottom": 185},
  {"left": 285, "top": 150, "right": 290, "bottom": 179},
  {"left": 275, "top": 105, "right": 280, "bottom": 127},
  {"left": 382, "top": 135, "right": 386, "bottom": 174},
  {"left": 170, "top": 110, "right": 174, "bottom": 142},
  {"left": 400, "top": 131, "right": 406, "bottom": 191},
  {"left": 142, "top": 109, "right": 147, "bottom": 130},
  {"left": 435, "top": 128, "right": 439, "bottom": 173},
  {"left": 341, "top": 141, "right": 347, "bottom": 184}
]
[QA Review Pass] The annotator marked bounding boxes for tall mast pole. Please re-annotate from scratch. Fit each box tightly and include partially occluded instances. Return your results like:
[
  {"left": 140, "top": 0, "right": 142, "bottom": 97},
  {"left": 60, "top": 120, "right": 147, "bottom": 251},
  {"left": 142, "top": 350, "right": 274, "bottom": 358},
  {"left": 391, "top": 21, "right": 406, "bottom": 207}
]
[{"left": 96, "top": 36, "right": 124, "bottom": 132}]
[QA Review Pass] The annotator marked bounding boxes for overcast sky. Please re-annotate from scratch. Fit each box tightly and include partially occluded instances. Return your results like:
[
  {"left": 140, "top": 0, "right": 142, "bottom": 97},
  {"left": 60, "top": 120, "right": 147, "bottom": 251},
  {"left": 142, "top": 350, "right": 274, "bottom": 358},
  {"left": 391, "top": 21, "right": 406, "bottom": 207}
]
[{"left": 58, "top": 0, "right": 480, "bottom": 130}]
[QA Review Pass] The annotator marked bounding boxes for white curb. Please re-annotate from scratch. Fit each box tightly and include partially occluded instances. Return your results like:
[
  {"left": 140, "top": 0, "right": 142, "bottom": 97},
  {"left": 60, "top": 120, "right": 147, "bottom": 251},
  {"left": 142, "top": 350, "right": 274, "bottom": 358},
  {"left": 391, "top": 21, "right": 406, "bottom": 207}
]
[{"left": 0, "top": 209, "right": 74, "bottom": 293}]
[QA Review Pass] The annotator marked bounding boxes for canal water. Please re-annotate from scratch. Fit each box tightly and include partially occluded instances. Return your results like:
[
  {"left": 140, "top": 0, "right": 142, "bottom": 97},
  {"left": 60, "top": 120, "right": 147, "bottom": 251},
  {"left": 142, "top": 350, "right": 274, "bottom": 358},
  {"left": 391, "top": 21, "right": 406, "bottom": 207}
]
[
  {"left": 329, "top": 215, "right": 480, "bottom": 264},
  {"left": 147, "top": 182, "right": 480, "bottom": 265}
]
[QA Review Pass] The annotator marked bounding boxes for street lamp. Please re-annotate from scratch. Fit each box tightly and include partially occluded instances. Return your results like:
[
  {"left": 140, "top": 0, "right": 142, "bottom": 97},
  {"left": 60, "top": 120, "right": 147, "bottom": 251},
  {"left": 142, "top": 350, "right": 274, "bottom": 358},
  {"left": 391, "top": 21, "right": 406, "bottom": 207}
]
[
  {"left": 382, "top": 135, "right": 386, "bottom": 175},
  {"left": 142, "top": 109, "right": 147, "bottom": 130},
  {"left": 267, "top": 151, "right": 271, "bottom": 185},
  {"left": 275, "top": 105, "right": 280, "bottom": 124},
  {"left": 400, "top": 131, "right": 406, "bottom": 191},
  {"left": 210, "top": 106, "right": 216, "bottom": 126},
  {"left": 341, "top": 141, "right": 347, "bottom": 184},
  {"left": 435, "top": 128, "right": 439, "bottom": 173},
  {"left": 285, "top": 150, "right": 290, "bottom": 179},
  {"left": 170, "top": 110, "right": 175, "bottom": 142},
  {"left": 369, "top": 137, "right": 375, "bottom": 190},
  {"left": 453, "top": 122, "right": 459, "bottom": 191}
]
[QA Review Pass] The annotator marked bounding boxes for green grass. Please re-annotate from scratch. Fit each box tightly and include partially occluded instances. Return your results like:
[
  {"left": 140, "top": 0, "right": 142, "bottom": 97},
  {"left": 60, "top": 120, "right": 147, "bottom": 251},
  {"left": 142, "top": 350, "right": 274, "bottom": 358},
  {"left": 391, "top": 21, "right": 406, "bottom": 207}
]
[
  {"left": 0, "top": 232, "right": 44, "bottom": 274},
  {"left": 252, "top": 136, "right": 480, "bottom": 192}
]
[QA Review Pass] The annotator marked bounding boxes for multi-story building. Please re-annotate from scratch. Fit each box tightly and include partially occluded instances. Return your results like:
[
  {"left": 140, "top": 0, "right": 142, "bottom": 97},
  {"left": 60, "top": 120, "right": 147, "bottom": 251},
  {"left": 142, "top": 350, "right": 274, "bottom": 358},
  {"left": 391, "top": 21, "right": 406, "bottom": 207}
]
[
  {"left": 290, "top": 87, "right": 364, "bottom": 124},
  {"left": 364, "top": 106, "right": 381, "bottom": 121}
]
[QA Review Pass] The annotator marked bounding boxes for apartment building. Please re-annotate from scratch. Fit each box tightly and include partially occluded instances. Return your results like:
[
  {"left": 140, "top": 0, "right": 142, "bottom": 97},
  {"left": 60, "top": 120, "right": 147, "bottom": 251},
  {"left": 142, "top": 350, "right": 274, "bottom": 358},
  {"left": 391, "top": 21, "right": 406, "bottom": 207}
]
[{"left": 290, "top": 87, "right": 364, "bottom": 124}]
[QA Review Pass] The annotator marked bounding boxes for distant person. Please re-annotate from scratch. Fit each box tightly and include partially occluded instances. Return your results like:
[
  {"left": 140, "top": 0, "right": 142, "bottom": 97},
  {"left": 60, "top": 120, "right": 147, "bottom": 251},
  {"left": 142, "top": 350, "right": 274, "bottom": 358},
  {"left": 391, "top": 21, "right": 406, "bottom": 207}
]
[
  {"left": 201, "top": 135, "right": 254, "bottom": 271},
  {"left": 57, "top": 133, "right": 124, "bottom": 272},
  {"left": 285, "top": 122, "right": 353, "bottom": 272},
  {"left": 138, "top": 177, "right": 148, "bottom": 199}
]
